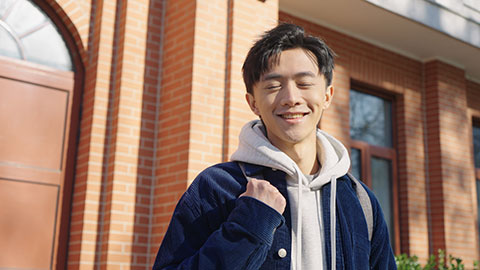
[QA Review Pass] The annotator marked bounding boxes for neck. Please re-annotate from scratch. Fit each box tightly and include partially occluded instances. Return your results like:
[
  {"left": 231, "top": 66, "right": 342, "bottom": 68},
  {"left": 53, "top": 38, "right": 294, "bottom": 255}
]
[{"left": 275, "top": 135, "right": 319, "bottom": 175}]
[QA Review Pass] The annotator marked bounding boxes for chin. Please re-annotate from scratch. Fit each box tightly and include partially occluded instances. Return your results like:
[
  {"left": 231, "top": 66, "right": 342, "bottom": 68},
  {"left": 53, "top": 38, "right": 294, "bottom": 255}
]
[{"left": 282, "top": 133, "right": 307, "bottom": 144}]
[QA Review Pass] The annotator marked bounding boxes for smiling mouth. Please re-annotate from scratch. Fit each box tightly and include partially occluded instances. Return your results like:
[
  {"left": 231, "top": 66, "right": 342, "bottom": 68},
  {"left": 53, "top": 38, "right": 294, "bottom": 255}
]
[{"left": 279, "top": 113, "right": 307, "bottom": 119}]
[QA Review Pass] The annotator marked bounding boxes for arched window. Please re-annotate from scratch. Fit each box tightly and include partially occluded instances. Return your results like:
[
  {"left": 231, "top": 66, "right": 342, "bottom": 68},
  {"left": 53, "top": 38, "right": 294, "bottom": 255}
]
[{"left": 0, "top": 0, "right": 73, "bottom": 71}]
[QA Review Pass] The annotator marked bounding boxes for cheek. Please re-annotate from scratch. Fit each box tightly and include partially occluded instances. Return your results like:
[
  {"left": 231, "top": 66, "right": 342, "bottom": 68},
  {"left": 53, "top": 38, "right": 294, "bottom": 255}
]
[
  {"left": 305, "top": 92, "right": 323, "bottom": 108},
  {"left": 257, "top": 101, "right": 271, "bottom": 115},
  {"left": 258, "top": 94, "right": 277, "bottom": 109}
]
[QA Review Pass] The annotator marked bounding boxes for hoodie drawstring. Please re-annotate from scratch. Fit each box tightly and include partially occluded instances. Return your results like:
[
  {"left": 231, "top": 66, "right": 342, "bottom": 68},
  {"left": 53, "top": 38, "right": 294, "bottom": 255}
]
[
  {"left": 296, "top": 169, "right": 303, "bottom": 270},
  {"left": 330, "top": 176, "right": 337, "bottom": 270}
]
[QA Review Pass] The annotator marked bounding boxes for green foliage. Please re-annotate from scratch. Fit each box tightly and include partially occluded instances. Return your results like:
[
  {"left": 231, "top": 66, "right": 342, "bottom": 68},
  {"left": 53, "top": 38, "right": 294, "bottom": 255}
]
[
  {"left": 423, "top": 255, "right": 437, "bottom": 270},
  {"left": 395, "top": 249, "right": 479, "bottom": 270},
  {"left": 395, "top": 253, "right": 422, "bottom": 270}
]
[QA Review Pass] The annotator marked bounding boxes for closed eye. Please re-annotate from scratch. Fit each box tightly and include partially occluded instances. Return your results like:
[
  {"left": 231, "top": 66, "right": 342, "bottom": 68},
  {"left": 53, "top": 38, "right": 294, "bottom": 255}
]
[
  {"left": 265, "top": 84, "right": 281, "bottom": 90},
  {"left": 297, "top": 82, "right": 314, "bottom": 89}
]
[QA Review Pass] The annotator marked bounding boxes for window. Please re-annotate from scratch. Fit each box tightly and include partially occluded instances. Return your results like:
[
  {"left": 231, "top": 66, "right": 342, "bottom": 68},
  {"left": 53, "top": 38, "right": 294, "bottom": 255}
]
[
  {"left": 349, "top": 87, "right": 399, "bottom": 251},
  {"left": 0, "top": 0, "right": 72, "bottom": 70},
  {"left": 473, "top": 123, "right": 480, "bottom": 237}
]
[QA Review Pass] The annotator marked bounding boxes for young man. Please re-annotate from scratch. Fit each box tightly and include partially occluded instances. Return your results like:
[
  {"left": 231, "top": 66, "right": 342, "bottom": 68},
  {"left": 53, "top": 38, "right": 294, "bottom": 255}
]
[{"left": 153, "top": 23, "right": 396, "bottom": 270}]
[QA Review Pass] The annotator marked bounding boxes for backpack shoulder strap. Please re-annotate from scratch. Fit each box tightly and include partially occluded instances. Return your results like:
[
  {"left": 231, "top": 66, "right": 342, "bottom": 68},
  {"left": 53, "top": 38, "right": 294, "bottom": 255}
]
[{"left": 347, "top": 172, "right": 373, "bottom": 241}]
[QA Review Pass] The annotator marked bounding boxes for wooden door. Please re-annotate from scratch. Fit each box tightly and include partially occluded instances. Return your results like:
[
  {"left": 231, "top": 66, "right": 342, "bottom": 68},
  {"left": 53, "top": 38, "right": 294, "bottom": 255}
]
[{"left": 0, "top": 55, "right": 76, "bottom": 269}]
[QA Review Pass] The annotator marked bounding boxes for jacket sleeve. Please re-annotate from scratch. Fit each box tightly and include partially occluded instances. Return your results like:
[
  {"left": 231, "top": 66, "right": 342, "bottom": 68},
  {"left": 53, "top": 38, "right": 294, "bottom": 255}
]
[
  {"left": 152, "top": 169, "right": 284, "bottom": 270},
  {"left": 368, "top": 191, "right": 397, "bottom": 270}
]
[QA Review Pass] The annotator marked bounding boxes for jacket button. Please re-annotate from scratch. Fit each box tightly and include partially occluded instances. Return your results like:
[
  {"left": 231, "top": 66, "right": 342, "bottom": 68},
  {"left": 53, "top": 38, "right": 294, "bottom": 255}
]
[{"left": 277, "top": 248, "right": 287, "bottom": 258}]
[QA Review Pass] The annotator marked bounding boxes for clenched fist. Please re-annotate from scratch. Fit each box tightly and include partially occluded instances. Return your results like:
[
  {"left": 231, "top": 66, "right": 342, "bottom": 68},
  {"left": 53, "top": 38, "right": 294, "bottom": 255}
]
[{"left": 240, "top": 179, "right": 286, "bottom": 214}]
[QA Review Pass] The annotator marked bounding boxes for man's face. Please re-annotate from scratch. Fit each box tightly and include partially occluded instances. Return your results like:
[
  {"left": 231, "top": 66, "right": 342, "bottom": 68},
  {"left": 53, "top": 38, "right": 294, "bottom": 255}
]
[{"left": 246, "top": 48, "right": 334, "bottom": 151}]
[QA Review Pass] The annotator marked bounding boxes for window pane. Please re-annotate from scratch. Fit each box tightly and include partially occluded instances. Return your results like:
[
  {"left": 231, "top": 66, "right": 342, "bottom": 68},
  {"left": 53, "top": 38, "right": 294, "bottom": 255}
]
[
  {"left": 0, "top": 25, "right": 21, "bottom": 59},
  {"left": 4, "top": 0, "right": 46, "bottom": 36},
  {"left": 350, "top": 148, "right": 362, "bottom": 180},
  {"left": 22, "top": 23, "right": 72, "bottom": 71},
  {"left": 0, "top": 0, "right": 17, "bottom": 17},
  {"left": 371, "top": 156, "right": 394, "bottom": 246},
  {"left": 474, "top": 125, "right": 480, "bottom": 168},
  {"left": 350, "top": 90, "right": 392, "bottom": 147}
]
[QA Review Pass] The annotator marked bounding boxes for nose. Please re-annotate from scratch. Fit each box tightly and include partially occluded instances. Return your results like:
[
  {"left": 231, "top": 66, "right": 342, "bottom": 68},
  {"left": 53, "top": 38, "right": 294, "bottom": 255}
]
[{"left": 280, "top": 81, "right": 302, "bottom": 107}]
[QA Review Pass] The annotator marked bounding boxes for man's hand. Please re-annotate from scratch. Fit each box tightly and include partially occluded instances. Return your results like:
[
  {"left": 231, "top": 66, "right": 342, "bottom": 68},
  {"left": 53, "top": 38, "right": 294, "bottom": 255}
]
[{"left": 240, "top": 179, "right": 286, "bottom": 214}]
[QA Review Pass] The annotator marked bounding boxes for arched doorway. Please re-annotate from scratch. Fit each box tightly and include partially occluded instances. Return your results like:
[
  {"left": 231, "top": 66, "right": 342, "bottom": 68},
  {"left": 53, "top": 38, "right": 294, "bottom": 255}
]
[{"left": 0, "top": 0, "right": 83, "bottom": 268}]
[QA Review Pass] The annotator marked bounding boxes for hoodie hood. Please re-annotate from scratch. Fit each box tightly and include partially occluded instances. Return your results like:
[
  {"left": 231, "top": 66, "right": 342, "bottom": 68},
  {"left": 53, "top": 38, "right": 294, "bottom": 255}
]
[
  {"left": 231, "top": 120, "right": 350, "bottom": 270},
  {"left": 231, "top": 120, "right": 350, "bottom": 189}
]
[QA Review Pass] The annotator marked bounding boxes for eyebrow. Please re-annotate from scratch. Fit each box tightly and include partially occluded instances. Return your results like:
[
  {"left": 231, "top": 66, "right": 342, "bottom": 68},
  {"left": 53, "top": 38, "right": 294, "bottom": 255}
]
[{"left": 262, "top": 71, "right": 317, "bottom": 81}]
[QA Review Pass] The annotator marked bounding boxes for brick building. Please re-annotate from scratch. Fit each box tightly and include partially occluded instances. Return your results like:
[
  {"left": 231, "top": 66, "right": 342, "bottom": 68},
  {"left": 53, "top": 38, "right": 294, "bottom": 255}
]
[{"left": 0, "top": 0, "right": 479, "bottom": 269}]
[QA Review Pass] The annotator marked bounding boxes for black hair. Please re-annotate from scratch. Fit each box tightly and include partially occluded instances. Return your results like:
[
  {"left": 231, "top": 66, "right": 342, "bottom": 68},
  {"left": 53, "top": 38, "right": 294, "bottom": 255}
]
[{"left": 242, "top": 23, "right": 335, "bottom": 94}]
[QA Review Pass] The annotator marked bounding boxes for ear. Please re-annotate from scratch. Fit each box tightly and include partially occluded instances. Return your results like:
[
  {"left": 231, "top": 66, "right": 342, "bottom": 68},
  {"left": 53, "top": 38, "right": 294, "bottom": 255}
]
[
  {"left": 245, "top": 93, "right": 261, "bottom": 116},
  {"left": 323, "top": 85, "right": 334, "bottom": 109}
]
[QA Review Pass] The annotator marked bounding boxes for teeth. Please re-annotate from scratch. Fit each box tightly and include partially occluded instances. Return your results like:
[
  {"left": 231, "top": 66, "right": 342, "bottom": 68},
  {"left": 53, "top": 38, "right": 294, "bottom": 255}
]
[{"left": 282, "top": 113, "right": 304, "bottom": 119}]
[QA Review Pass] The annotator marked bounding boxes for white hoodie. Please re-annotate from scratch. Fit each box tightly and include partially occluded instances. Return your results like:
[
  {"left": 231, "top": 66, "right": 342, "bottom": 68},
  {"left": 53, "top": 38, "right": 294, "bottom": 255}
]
[{"left": 231, "top": 120, "right": 351, "bottom": 270}]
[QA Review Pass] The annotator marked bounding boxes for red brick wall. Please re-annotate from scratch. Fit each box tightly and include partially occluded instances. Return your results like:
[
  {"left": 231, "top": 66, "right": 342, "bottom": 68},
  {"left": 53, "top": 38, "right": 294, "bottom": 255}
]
[
  {"left": 424, "top": 60, "right": 477, "bottom": 265},
  {"left": 53, "top": 0, "right": 161, "bottom": 268},
  {"left": 150, "top": 0, "right": 196, "bottom": 264},
  {"left": 67, "top": 0, "right": 117, "bottom": 268}
]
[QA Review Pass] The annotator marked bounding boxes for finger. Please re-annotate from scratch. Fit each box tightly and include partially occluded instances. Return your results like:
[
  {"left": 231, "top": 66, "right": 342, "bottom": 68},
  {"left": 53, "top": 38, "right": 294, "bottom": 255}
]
[{"left": 239, "top": 179, "right": 255, "bottom": 197}]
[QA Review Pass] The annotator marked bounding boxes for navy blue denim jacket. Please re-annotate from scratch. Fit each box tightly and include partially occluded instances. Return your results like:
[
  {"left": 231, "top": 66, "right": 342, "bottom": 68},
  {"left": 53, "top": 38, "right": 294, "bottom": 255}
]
[{"left": 153, "top": 162, "right": 396, "bottom": 269}]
